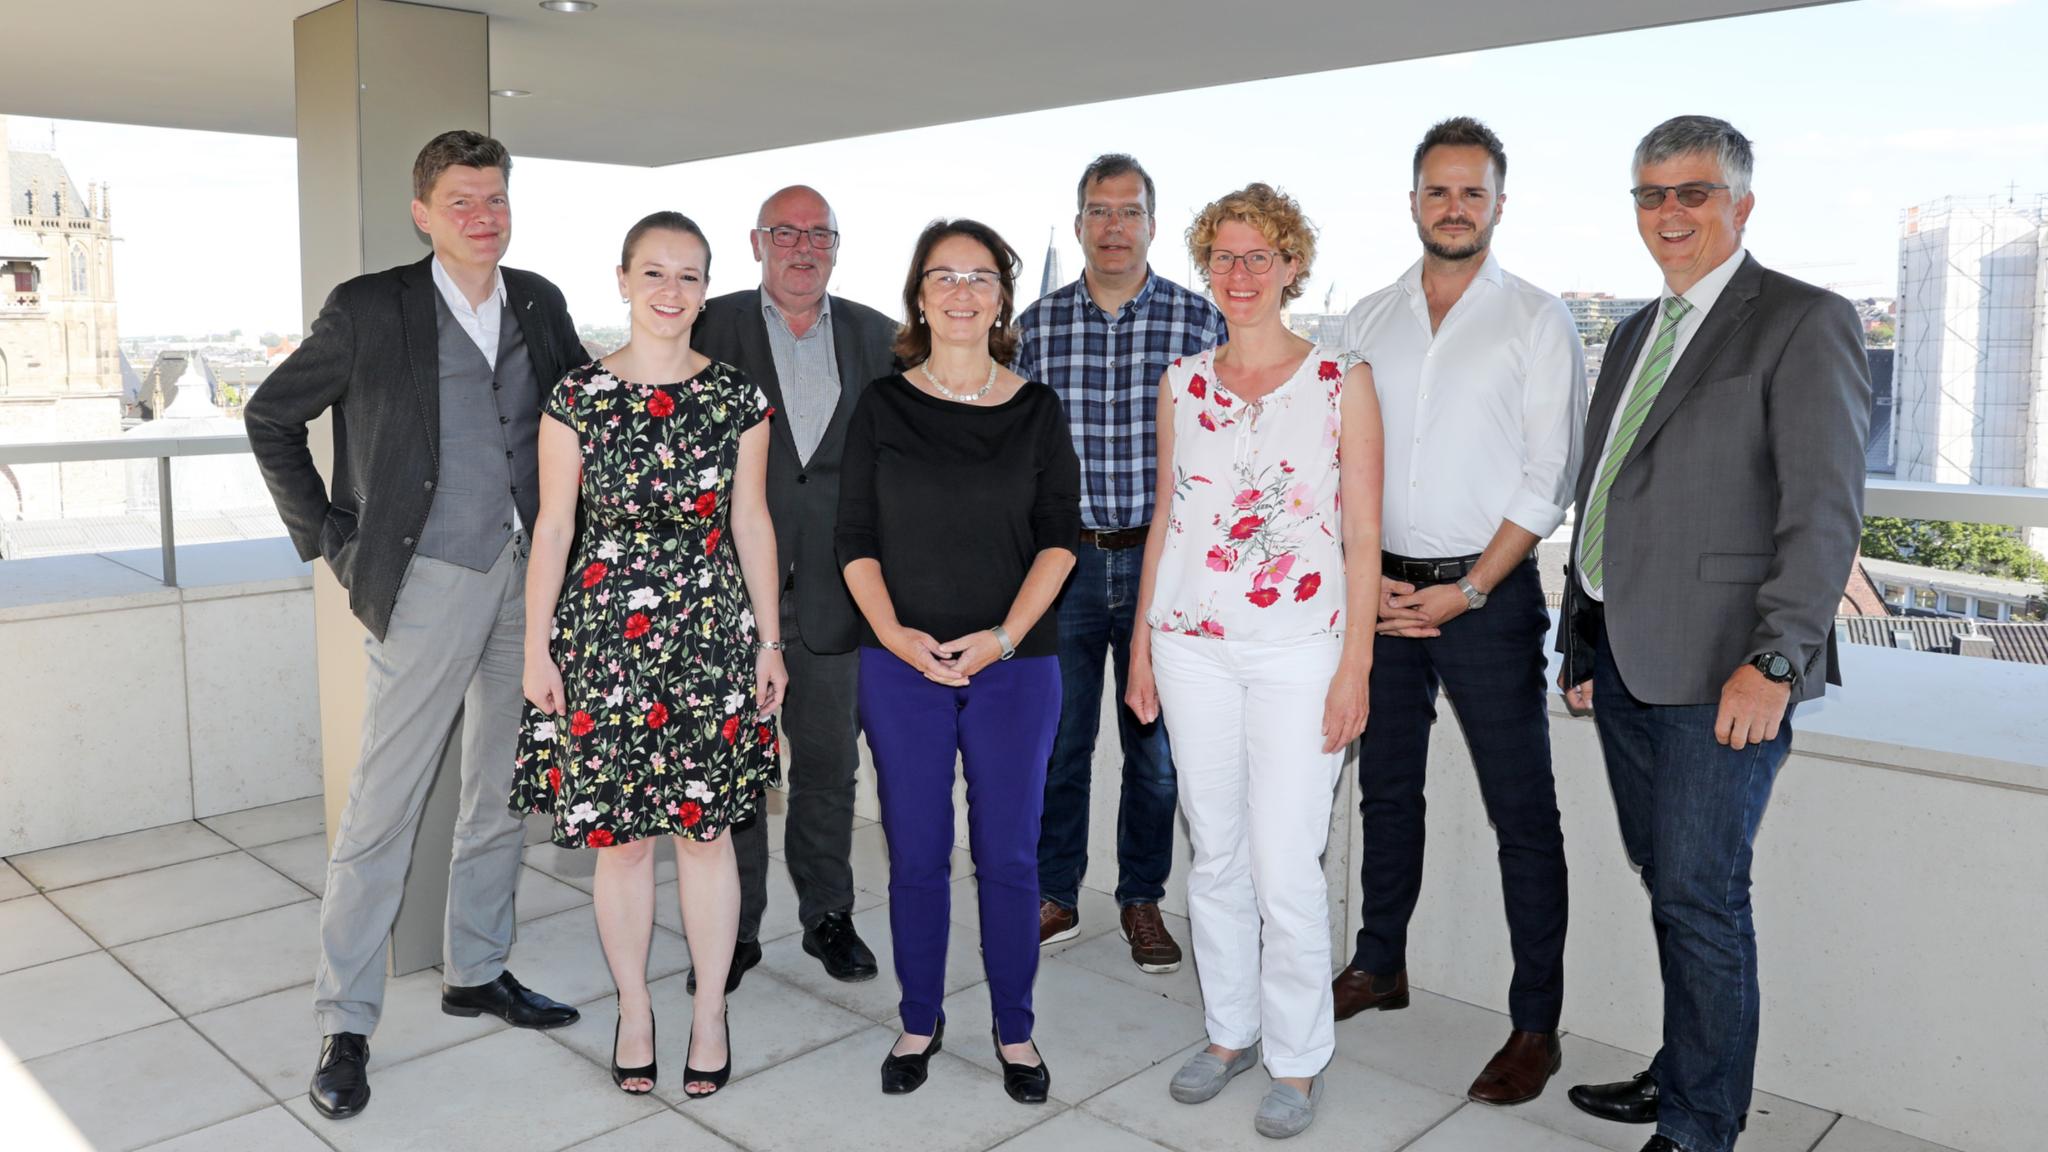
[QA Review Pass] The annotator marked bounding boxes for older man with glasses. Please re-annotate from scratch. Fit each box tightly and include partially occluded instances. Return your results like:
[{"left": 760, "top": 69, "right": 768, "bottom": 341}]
[{"left": 688, "top": 185, "right": 901, "bottom": 992}]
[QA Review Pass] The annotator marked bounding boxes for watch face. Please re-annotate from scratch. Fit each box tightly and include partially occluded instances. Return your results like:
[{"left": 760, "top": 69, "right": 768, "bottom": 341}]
[{"left": 1760, "top": 654, "right": 1791, "bottom": 680}]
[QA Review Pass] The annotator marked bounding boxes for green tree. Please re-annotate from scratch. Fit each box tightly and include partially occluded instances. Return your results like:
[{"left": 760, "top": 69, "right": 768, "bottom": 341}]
[
  {"left": 1862, "top": 518, "right": 2048, "bottom": 581},
  {"left": 1866, "top": 320, "right": 1894, "bottom": 347}
]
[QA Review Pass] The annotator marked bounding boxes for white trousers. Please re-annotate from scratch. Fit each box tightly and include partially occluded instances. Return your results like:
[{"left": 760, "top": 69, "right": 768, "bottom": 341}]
[{"left": 1151, "top": 629, "right": 1346, "bottom": 1078}]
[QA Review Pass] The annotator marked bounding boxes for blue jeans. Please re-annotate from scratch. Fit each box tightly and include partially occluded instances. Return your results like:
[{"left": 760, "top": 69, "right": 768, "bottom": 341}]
[
  {"left": 1037, "top": 540, "right": 1176, "bottom": 909},
  {"left": 1592, "top": 620, "right": 1791, "bottom": 1152}
]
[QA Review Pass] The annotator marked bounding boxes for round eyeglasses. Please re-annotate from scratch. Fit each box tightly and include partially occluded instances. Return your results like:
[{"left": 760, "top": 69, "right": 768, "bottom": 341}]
[{"left": 1206, "top": 249, "right": 1282, "bottom": 275}]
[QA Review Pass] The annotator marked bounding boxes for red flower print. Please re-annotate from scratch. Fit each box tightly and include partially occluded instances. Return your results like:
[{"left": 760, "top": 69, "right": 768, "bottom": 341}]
[
  {"left": 1228, "top": 515, "right": 1263, "bottom": 540},
  {"left": 623, "top": 612, "right": 652, "bottom": 640},
  {"left": 1197, "top": 411, "right": 1218, "bottom": 432},
  {"left": 585, "top": 828, "right": 615, "bottom": 848},
  {"left": 1200, "top": 619, "right": 1226, "bottom": 638},
  {"left": 1216, "top": 392, "right": 1233, "bottom": 408},
  {"left": 646, "top": 702, "right": 670, "bottom": 729},
  {"left": 1295, "top": 572, "right": 1322, "bottom": 601},
  {"left": 1188, "top": 374, "right": 1207, "bottom": 399},
  {"left": 694, "top": 491, "right": 717, "bottom": 517},
  {"left": 705, "top": 527, "right": 723, "bottom": 554},
  {"left": 646, "top": 390, "right": 676, "bottom": 418},
  {"left": 721, "top": 715, "right": 741, "bottom": 743},
  {"left": 757, "top": 724, "right": 773, "bottom": 745},
  {"left": 1246, "top": 587, "right": 1281, "bottom": 608},
  {"left": 764, "top": 406, "right": 777, "bottom": 420},
  {"left": 580, "top": 561, "right": 608, "bottom": 588},
  {"left": 570, "top": 711, "right": 595, "bottom": 737},
  {"left": 1318, "top": 360, "right": 1340, "bottom": 381},
  {"left": 1232, "top": 488, "right": 1261, "bottom": 509},
  {"left": 677, "top": 801, "right": 703, "bottom": 828},
  {"left": 1205, "top": 544, "right": 1237, "bottom": 572},
  {"left": 547, "top": 766, "right": 562, "bottom": 794}
]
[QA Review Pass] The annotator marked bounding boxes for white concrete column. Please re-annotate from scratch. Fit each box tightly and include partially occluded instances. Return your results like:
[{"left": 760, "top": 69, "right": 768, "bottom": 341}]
[{"left": 292, "top": 0, "right": 490, "bottom": 976}]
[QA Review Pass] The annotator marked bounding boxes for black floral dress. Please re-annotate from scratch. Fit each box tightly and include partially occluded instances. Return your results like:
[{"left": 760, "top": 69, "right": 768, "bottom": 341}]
[{"left": 512, "top": 359, "right": 780, "bottom": 848}]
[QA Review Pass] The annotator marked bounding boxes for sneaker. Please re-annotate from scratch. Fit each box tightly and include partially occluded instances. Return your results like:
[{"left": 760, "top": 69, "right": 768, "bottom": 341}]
[
  {"left": 1120, "top": 902, "right": 1182, "bottom": 973},
  {"left": 1039, "top": 899, "right": 1080, "bottom": 946}
]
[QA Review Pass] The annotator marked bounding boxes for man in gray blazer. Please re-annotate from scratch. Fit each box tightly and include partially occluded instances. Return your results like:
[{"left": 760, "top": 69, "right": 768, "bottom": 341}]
[
  {"left": 246, "top": 131, "right": 587, "bottom": 1120},
  {"left": 1557, "top": 116, "right": 1869, "bottom": 1152},
  {"left": 688, "top": 185, "right": 899, "bottom": 991}
]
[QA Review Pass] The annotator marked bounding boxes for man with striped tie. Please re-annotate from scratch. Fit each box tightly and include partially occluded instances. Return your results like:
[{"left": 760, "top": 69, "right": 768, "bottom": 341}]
[{"left": 1558, "top": 116, "right": 1870, "bottom": 1152}]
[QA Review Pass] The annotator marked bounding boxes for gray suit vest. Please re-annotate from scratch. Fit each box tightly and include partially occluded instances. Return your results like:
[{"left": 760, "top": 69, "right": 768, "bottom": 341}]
[{"left": 417, "top": 293, "right": 541, "bottom": 571}]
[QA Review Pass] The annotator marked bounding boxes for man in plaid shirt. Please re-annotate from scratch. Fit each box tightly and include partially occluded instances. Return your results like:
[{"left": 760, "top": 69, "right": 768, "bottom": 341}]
[{"left": 1014, "top": 153, "right": 1224, "bottom": 974}]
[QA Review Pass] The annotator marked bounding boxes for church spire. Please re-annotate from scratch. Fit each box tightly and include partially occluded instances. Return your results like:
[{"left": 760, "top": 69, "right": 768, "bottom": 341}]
[{"left": 1038, "top": 228, "right": 1063, "bottom": 299}]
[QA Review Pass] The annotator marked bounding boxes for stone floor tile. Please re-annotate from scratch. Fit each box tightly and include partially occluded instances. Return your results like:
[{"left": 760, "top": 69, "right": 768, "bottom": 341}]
[
  {"left": 282, "top": 1028, "right": 662, "bottom": 1152},
  {"left": 757, "top": 902, "right": 987, "bottom": 1024},
  {"left": 1405, "top": 1103, "right": 1609, "bottom": 1151},
  {"left": 48, "top": 852, "right": 311, "bottom": 947},
  {"left": 684, "top": 1023, "right": 1050, "bottom": 1152},
  {"left": 191, "top": 971, "right": 507, "bottom": 1099},
  {"left": 112, "top": 902, "right": 323, "bottom": 1016},
  {"left": 1812, "top": 1116, "right": 1961, "bottom": 1152},
  {"left": 0, "top": 859, "right": 34, "bottom": 900},
  {"left": 849, "top": 819, "right": 974, "bottom": 896},
  {"left": 654, "top": 857, "right": 882, "bottom": 946},
  {"left": 988, "top": 1110, "right": 1176, "bottom": 1152},
  {"left": 1056, "top": 906, "right": 1204, "bottom": 1010},
  {"left": 503, "top": 904, "right": 691, "bottom": 1009},
  {"left": 198, "top": 798, "right": 326, "bottom": 850},
  {"left": 0, "top": 894, "right": 100, "bottom": 974},
  {"left": 941, "top": 956, "right": 1206, "bottom": 1103},
  {"left": 137, "top": 1104, "right": 330, "bottom": 1152},
  {"left": 9, "top": 823, "right": 235, "bottom": 891},
  {"left": 251, "top": 833, "right": 330, "bottom": 896},
  {"left": 27, "top": 1020, "right": 269, "bottom": 1152},
  {"left": 559, "top": 1111, "right": 741, "bottom": 1151},
  {"left": 0, "top": 950, "right": 176, "bottom": 1061},
  {"left": 1084, "top": 1042, "right": 1463, "bottom": 1152},
  {"left": 519, "top": 865, "right": 593, "bottom": 922},
  {"left": 1332, "top": 986, "right": 1515, "bottom": 1098}
]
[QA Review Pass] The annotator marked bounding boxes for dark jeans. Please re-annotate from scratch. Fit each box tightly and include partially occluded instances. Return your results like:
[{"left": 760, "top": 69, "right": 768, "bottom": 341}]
[
  {"left": 1593, "top": 618, "right": 1791, "bottom": 1152},
  {"left": 1352, "top": 557, "right": 1567, "bottom": 1032},
  {"left": 734, "top": 600, "right": 859, "bottom": 942},
  {"left": 1038, "top": 539, "right": 1177, "bottom": 909}
]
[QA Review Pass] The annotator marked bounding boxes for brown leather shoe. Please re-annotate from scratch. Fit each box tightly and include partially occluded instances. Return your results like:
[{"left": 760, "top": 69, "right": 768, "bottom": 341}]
[
  {"left": 1119, "top": 903, "right": 1182, "bottom": 973},
  {"left": 1039, "top": 899, "right": 1079, "bottom": 946},
  {"left": 1331, "top": 966, "right": 1409, "bottom": 1020},
  {"left": 1467, "top": 1029, "right": 1562, "bottom": 1106}
]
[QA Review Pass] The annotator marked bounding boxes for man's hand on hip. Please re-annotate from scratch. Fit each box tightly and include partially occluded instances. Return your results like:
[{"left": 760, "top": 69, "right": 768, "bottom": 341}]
[{"left": 1716, "top": 664, "right": 1791, "bottom": 751}]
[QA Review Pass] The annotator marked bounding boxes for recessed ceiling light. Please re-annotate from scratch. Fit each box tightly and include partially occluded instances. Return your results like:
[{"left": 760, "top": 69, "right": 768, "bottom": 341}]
[
  {"left": 540, "top": 1, "right": 596, "bottom": 11},
  {"left": 491, "top": 89, "right": 532, "bottom": 98}
]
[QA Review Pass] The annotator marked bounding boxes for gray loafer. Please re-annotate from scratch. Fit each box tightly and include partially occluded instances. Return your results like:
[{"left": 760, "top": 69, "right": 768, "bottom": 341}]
[
  {"left": 1253, "top": 1074, "right": 1324, "bottom": 1139},
  {"left": 1169, "top": 1042, "right": 1261, "bottom": 1104}
]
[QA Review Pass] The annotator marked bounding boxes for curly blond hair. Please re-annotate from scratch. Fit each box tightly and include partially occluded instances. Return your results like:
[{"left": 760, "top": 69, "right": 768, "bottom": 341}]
[{"left": 1185, "top": 183, "right": 1317, "bottom": 303}]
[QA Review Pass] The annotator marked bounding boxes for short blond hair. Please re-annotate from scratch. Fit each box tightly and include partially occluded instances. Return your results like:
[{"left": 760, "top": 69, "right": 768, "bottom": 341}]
[{"left": 1186, "top": 183, "right": 1317, "bottom": 303}]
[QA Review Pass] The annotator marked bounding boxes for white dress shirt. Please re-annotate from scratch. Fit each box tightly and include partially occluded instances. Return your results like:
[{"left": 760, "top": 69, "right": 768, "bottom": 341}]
[
  {"left": 430, "top": 256, "right": 508, "bottom": 369},
  {"left": 1344, "top": 251, "right": 1586, "bottom": 558},
  {"left": 1578, "top": 247, "right": 1747, "bottom": 600}
]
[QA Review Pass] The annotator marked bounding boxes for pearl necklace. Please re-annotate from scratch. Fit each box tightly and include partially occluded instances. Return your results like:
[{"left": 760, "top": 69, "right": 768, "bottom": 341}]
[{"left": 919, "top": 358, "right": 998, "bottom": 403}]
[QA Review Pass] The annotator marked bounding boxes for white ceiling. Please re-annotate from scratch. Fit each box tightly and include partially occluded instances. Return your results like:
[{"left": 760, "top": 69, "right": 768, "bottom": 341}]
[{"left": 3, "top": 0, "right": 1836, "bottom": 167}]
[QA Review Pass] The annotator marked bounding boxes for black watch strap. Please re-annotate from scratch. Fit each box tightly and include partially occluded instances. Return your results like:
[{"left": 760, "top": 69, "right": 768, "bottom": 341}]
[{"left": 1750, "top": 651, "right": 1795, "bottom": 684}]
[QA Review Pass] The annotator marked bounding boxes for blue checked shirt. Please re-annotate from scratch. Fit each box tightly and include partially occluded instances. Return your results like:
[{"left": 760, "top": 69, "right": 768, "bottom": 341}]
[{"left": 1013, "top": 269, "right": 1225, "bottom": 531}]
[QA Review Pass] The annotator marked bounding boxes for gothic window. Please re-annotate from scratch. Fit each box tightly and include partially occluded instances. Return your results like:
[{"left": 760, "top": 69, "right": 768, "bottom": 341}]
[
  {"left": 71, "top": 245, "right": 88, "bottom": 294},
  {"left": 8, "top": 263, "right": 33, "bottom": 293}
]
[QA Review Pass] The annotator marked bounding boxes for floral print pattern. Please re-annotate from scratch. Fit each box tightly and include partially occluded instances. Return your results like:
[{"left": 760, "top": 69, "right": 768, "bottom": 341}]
[
  {"left": 1146, "top": 345, "right": 1347, "bottom": 642},
  {"left": 511, "top": 360, "right": 779, "bottom": 848}
]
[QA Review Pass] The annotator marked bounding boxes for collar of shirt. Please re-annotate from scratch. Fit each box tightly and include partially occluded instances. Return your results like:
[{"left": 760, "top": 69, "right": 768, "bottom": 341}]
[
  {"left": 430, "top": 256, "right": 506, "bottom": 325},
  {"left": 1398, "top": 249, "right": 1504, "bottom": 332},
  {"left": 762, "top": 292, "right": 832, "bottom": 338},
  {"left": 1079, "top": 264, "right": 1158, "bottom": 320},
  {"left": 1663, "top": 246, "right": 1746, "bottom": 318}
]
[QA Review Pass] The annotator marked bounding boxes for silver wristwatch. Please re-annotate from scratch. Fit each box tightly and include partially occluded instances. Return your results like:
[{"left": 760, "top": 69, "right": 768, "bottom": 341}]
[
  {"left": 987, "top": 625, "right": 1017, "bottom": 661},
  {"left": 1455, "top": 575, "right": 1488, "bottom": 610}
]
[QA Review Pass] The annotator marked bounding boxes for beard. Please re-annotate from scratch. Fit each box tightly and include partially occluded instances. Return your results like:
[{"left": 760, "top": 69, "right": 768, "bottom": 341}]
[{"left": 1419, "top": 217, "right": 1493, "bottom": 262}]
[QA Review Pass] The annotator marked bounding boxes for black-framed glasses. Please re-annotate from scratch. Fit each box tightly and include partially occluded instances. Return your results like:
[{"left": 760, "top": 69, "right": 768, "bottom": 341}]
[
  {"left": 1081, "top": 205, "right": 1150, "bottom": 226},
  {"left": 922, "top": 268, "right": 1000, "bottom": 294},
  {"left": 757, "top": 225, "right": 840, "bottom": 249},
  {"left": 1630, "top": 182, "right": 1730, "bottom": 210},
  {"left": 1206, "top": 249, "right": 1282, "bottom": 275}
]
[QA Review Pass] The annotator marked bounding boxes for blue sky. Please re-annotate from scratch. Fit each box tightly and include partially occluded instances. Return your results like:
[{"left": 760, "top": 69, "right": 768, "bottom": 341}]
[{"left": 10, "top": 0, "right": 2045, "bottom": 337}]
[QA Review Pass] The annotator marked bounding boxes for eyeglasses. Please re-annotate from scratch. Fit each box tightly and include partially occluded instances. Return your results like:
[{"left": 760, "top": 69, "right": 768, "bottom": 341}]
[
  {"left": 1206, "top": 249, "right": 1283, "bottom": 275},
  {"left": 1081, "top": 205, "right": 1150, "bottom": 226},
  {"left": 1629, "top": 182, "right": 1730, "bottom": 210},
  {"left": 757, "top": 225, "right": 840, "bottom": 250},
  {"left": 922, "top": 269, "right": 1001, "bottom": 294}
]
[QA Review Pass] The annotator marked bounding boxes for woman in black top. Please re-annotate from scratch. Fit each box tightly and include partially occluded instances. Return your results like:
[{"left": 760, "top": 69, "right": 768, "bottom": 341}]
[{"left": 836, "top": 219, "right": 1079, "bottom": 1103}]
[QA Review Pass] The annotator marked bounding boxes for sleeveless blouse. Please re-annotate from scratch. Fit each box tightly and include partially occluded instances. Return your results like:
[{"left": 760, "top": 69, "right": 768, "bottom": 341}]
[{"left": 1146, "top": 344, "right": 1347, "bottom": 642}]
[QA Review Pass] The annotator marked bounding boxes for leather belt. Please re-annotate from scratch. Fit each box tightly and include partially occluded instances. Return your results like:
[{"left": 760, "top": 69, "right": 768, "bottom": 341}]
[
  {"left": 1080, "top": 525, "right": 1149, "bottom": 551},
  {"left": 1381, "top": 551, "right": 1483, "bottom": 586}
]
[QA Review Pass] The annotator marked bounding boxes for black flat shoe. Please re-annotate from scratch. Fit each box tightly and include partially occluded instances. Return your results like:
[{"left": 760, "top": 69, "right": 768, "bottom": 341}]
[
  {"left": 686, "top": 938, "right": 763, "bottom": 996},
  {"left": 442, "top": 970, "right": 579, "bottom": 1029},
  {"left": 1569, "top": 1071, "right": 1745, "bottom": 1132},
  {"left": 804, "top": 911, "right": 879, "bottom": 982},
  {"left": 992, "top": 1027, "right": 1050, "bottom": 1105},
  {"left": 880, "top": 1017, "right": 945, "bottom": 1095},
  {"left": 309, "top": 1032, "right": 370, "bottom": 1119},
  {"left": 681, "top": 1007, "right": 732, "bottom": 1100},
  {"left": 611, "top": 1013, "right": 657, "bottom": 1095}
]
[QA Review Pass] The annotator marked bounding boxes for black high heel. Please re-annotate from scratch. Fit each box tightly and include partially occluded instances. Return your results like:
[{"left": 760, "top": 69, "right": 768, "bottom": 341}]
[
  {"left": 681, "top": 1006, "right": 731, "bottom": 1100},
  {"left": 992, "top": 1026, "right": 1050, "bottom": 1104},
  {"left": 611, "top": 1013, "right": 657, "bottom": 1094},
  {"left": 880, "top": 1016, "right": 945, "bottom": 1095}
]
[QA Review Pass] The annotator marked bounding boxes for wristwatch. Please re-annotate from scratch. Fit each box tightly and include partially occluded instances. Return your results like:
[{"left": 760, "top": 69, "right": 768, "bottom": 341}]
[
  {"left": 1749, "top": 651, "right": 1795, "bottom": 684},
  {"left": 1455, "top": 575, "right": 1488, "bottom": 610},
  {"left": 988, "top": 625, "right": 1017, "bottom": 661}
]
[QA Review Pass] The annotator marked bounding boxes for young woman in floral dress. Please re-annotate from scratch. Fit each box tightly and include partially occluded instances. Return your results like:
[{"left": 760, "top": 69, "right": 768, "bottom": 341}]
[{"left": 514, "top": 212, "right": 786, "bottom": 1099}]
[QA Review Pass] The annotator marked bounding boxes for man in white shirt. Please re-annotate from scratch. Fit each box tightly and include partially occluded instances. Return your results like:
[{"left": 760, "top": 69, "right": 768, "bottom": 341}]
[{"left": 1334, "top": 117, "right": 1586, "bottom": 1107}]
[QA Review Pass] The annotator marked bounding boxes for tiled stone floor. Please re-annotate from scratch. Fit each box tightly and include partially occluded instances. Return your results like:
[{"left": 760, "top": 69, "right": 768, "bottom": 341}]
[{"left": 0, "top": 797, "right": 1958, "bottom": 1152}]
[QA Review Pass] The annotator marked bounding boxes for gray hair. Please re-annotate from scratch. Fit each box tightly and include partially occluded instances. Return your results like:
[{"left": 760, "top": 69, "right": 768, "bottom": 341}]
[{"left": 1632, "top": 115, "right": 1752, "bottom": 200}]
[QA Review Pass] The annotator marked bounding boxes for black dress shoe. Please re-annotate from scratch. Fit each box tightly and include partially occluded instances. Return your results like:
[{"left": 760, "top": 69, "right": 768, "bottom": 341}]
[
  {"left": 309, "top": 1032, "right": 370, "bottom": 1119},
  {"left": 686, "top": 938, "right": 763, "bottom": 996},
  {"left": 993, "top": 1027, "right": 1050, "bottom": 1105},
  {"left": 880, "top": 1017, "right": 944, "bottom": 1095},
  {"left": 441, "top": 970, "right": 579, "bottom": 1029},
  {"left": 1639, "top": 1138, "right": 1681, "bottom": 1152},
  {"left": 803, "top": 911, "right": 879, "bottom": 982},
  {"left": 1570, "top": 1071, "right": 1746, "bottom": 1132}
]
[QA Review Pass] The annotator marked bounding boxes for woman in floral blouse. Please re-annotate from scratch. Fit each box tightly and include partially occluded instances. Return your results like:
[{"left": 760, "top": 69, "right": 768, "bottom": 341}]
[
  {"left": 1126, "top": 184, "right": 1383, "bottom": 1140},
  {"left": 514, "top": 212, "right": 786, "bottom": 1100}
]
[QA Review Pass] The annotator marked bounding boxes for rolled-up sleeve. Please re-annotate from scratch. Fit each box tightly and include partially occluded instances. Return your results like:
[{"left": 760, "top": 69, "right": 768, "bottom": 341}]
[
  {"left": 834, "top": 391, "right": 882, "bottom": 569},
  {"left": 1032, "top": 404, "right": 1082, "bottom": 554},
  {"left": 1503, "top": 298, "right": 1587, "bottom": 538}
]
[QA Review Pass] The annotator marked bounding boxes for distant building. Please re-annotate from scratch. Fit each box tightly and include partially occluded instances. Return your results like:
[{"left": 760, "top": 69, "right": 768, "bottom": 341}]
[
  {"left": 1037, "top": 230, "right": 1063, "bottom": 300},
  {"left": 1560, "top": 291, "right": 1653, "bottom": 346},
  {"left": 1858, "top": 555, "right": 2043, "bottom": 623},
  {"left": 1865, "top": 346, "right": 1895, "bottom": 477}
]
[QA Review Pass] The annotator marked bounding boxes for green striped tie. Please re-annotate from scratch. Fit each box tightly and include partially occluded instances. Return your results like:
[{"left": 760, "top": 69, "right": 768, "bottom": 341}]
[{"left": 1579, "top": 295, "right": 1692, "bottom": 591}]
